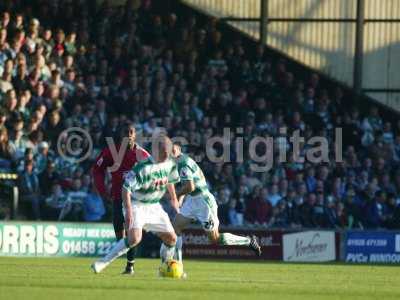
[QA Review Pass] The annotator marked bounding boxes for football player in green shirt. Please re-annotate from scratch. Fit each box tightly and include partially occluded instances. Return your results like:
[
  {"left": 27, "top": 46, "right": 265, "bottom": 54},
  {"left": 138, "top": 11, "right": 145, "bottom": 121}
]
[
  {"left": 171, "top": 143, "right": 261, "bottom": 263},
  {"left": 91, "top": 135, "right": 179, "bottom": 273}
]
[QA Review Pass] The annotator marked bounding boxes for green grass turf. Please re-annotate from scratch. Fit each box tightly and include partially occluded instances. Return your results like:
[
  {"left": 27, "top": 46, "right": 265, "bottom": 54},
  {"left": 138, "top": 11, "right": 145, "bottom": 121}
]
[{"left": 0, "top": 257, "right": 399, "bottom": 300}]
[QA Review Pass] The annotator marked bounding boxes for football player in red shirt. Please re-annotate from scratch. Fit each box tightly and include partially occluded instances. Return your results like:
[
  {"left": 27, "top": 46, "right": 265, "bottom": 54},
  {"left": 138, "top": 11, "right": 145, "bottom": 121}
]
[{"left": 92, "top": 122, "right": 150, "bottom": 275}]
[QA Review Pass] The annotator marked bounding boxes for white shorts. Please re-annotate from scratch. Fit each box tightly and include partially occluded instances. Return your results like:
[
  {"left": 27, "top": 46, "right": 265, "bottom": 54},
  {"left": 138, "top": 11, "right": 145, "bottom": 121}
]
[
  {"left": 124, "top": 202, "right": 174, "bottom": 233},
  {"left": 180, "top": 192, "right": 219, "bottom": 232}
]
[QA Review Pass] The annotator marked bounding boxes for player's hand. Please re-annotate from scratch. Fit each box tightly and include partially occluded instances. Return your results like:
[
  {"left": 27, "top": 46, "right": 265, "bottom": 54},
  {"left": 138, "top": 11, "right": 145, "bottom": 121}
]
[
  {"left": 178, "top": 195, "right": 185, "bottom": 207},
  {"left": 172, "top": 201, "right": 180, "bottom": 214}
]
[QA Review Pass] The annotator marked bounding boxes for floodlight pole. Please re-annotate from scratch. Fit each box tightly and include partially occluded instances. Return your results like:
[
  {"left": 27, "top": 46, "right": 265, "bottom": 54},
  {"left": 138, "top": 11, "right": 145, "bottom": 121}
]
[
  {"left": 354, "top": 0, "right": 365, "bottom": 96},
  {"left": 260, "top": 0, "right": 268, "bottom": 44}
]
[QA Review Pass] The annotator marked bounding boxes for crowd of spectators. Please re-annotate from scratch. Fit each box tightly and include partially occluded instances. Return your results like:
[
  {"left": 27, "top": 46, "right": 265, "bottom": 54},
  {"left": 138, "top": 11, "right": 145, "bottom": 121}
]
[{"left": 0, "top": 0, "right": 399, "bottom": 230}]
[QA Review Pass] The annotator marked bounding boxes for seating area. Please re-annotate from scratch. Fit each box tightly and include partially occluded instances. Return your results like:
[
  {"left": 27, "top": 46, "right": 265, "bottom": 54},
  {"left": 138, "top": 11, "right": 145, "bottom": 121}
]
[{"left": 0, "top": 0, "right": 399, "bottom": 229}]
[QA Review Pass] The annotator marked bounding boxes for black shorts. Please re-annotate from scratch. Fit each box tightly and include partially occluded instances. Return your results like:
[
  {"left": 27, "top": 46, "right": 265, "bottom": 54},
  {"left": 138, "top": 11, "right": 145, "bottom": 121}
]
[{"left": 112, "top": 200, "right": 125, "bottom": 233}]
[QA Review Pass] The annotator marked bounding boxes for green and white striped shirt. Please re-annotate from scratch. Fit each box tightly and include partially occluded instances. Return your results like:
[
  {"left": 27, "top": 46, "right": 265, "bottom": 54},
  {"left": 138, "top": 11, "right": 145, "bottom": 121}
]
[
  {"left": 123, "top": 158, "right": 180, "bottom": 204},
  {"left": 176, "top": 154, "right": 209, "bottom": 196}
]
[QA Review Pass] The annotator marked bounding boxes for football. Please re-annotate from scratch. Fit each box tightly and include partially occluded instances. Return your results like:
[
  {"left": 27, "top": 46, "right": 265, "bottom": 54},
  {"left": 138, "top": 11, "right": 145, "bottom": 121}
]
[{"left": 159, "top": 260, "right": 184, "bottom": 279}]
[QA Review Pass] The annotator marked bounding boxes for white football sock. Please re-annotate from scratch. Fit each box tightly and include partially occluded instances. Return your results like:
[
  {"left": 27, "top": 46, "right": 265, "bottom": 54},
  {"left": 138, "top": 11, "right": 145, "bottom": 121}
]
[
  {"left": 174, "top": 236, "right": 183, "bottom": 262},
  {"left": 100, "top": 238, "right": 129, "bottom": 265},
  {"left": 160, "top": 243, "right": 175, "bottom": 263},
  {"left": 219, "top": 233, "right": 251, "bottom": 246}
]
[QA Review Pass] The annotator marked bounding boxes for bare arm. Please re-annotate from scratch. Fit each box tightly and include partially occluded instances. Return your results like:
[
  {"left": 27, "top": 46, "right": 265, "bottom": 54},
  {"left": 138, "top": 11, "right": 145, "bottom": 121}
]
[
  {"left": 167, "top": 183, "right": 179, "bottom": 212},
  {"left": 92, "top": 149, "right": 113, "bottom": 201},
  {"left": 122, "top": 187, "right": 132, "bottom": 228},
  {"left": 175, "top": 180, "right": 195, "bottom": 199}
]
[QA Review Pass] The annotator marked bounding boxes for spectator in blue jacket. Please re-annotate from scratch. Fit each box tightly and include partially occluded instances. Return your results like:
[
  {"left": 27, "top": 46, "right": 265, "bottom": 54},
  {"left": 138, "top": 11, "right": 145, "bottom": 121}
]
[
  {"left": 84, "top": 184, "right": 105, "bottom": 222},
  {"left": 18, "top": 159, "right": 41, "bottom": 219},
  {"left": 365, "top": 191, "right": 388, "bottom": 229}
]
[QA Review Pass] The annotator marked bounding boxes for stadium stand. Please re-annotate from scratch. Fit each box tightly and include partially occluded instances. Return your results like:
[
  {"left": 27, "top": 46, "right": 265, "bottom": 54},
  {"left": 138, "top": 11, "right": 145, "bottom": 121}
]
[{"left": 0, "top": 0, "right": 399, "bottom": 230}]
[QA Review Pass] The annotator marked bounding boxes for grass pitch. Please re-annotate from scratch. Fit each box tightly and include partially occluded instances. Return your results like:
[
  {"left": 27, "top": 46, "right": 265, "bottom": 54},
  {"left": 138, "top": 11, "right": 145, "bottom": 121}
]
[{"left": 0, "top": 257, "right": 399, "bottom": 300}]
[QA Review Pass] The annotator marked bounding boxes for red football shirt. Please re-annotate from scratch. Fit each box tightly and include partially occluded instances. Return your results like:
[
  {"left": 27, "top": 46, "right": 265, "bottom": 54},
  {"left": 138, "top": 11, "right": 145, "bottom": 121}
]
[{"left": 92, "top": 144, "right": 150, "bottom": 202}]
